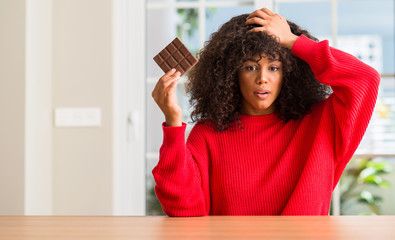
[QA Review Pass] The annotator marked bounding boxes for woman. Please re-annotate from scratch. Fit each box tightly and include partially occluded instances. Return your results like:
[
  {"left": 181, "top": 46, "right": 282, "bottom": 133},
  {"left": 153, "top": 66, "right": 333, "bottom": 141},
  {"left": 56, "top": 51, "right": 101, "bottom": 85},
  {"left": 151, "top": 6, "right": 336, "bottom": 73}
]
[{"left": 151, "top": 8, "right": 380, "bottom": 216}]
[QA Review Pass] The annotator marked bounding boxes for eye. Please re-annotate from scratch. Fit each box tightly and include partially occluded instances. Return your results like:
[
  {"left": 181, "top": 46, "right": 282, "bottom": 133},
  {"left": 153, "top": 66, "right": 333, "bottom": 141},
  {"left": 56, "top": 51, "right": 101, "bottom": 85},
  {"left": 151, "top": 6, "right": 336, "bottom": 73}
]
[
  {"left": 269, "top": 66, "right": 280, "bottom": 71},
  {"left": 244, "top": 65, "right": 258, "bottom": 71}
]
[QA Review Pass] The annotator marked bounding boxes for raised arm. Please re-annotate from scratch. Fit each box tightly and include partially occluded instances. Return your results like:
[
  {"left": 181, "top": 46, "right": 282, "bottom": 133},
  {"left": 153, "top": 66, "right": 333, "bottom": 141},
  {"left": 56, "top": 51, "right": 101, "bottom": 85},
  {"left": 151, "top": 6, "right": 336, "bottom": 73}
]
[
  {"left": 291, "top": 35, "right": 380, "bottom": 162},
  {"left": 247, "top": 8, "right": 380, "bottom": 161},
  {"left": 151, "top": 69, "right": 210, "bottom": 216}
]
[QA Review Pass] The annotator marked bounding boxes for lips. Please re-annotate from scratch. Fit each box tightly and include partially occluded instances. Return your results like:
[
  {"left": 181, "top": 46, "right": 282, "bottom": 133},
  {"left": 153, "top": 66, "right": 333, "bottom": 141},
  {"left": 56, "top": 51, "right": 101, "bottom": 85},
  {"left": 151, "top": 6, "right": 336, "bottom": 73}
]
[{"left": 254, "top": 88, "right": 270, "bottom": 99}]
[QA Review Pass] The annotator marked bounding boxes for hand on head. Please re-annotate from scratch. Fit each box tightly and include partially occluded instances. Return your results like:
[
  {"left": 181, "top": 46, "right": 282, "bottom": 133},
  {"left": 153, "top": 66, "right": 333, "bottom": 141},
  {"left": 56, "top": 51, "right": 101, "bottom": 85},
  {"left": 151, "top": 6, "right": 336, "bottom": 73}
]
[{"left": 245, "top": 8, "right": 299, "bottom": 49}]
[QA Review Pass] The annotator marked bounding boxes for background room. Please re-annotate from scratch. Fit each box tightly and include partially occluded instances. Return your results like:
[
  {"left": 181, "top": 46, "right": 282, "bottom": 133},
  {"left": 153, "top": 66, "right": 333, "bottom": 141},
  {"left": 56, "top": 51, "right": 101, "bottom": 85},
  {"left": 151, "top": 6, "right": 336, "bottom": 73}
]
[{"left": 0, "top": 0, "right": 394, "bottom": 216}]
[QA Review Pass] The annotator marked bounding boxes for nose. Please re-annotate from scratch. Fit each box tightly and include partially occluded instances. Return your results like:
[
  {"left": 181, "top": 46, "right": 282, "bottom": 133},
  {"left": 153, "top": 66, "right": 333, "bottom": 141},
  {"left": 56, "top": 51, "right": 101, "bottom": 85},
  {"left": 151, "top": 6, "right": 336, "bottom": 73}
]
[{"left": 256, "top": 69, "right": 268, "bottom": 85}]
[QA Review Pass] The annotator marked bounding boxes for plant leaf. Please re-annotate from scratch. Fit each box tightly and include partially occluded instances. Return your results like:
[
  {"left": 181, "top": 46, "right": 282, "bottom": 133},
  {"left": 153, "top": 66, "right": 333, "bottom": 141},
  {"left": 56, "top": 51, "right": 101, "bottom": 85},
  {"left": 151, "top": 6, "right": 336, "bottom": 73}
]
[
  {"left": 359, "top": 167, "right": 377, "bottom": 179},
  {"left": 359, "top": 190, "right": 375, "bottom": 204},
  {"left": 379, "top": 181, "right": 391, "bottom": 188},
  {"left": 367, "top": 161, "right": 392, "bottom": 173},
  {"left": 364, "top": 175, "right": 382, "bottom": 185}
]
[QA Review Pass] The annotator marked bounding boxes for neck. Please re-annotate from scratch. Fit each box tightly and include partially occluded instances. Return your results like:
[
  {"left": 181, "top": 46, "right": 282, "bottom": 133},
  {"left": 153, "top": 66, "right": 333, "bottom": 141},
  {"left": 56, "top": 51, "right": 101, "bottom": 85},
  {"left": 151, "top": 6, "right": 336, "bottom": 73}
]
[{"left": 241, "top": 104, "right": 276, "bottom": 116}]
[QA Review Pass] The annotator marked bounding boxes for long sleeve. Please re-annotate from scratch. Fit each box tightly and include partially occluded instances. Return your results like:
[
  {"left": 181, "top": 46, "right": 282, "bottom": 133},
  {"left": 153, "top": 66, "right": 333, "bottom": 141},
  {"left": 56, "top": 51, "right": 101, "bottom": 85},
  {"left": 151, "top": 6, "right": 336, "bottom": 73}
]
[
  {"left": 291, "top": 35, "right": 380, "bottom": 171},
  {"left": 152, "top": 123, "right": 210, "bottom": 217}
]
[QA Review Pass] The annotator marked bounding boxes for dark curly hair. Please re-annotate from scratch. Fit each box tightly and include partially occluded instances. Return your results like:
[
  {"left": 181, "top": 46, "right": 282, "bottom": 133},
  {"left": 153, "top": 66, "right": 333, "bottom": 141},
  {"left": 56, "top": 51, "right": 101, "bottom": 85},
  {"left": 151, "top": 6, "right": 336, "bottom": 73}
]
[{"left": 186, "top": 14, "right": 331, "bottom": 131}]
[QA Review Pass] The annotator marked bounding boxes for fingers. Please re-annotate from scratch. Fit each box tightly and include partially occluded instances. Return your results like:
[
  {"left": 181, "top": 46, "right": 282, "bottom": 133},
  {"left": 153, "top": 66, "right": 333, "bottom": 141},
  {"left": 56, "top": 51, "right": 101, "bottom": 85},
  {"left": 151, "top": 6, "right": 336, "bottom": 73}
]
[
  {"left": 245, "top": 9, "right": 296, "bottom": 49},
  {"left": 246, "top": 10, "right": 266, "bottom": 21},
  {"left": 152, "top": 69, "right": 183, "bottom": 126},
  {"left": 245, "top": 8, "right": 286, "bottom": 32},
  {"left": 162, "top": 68, "right": 178, "bottom": 81},
  {"left": 247, "top": 27, "right": 265, "bottom": 33},
  {"left": 152, "top": 69, "right": 180, "bottom": 96},
  {"left": 261, "top": 8, "right": 275, "bottom": 16},
  {"left": 245, "top": 17, "right": 265, "bottom": 27},
  {"left": 246, "top": 11, "right": 284, "bottom": 23},
  {"left": 245, "top": 8, "right": 290, "bottom": 36},
  {"left": 167, "top": 73, "right": 180, "bottom": 96},
  {"left": 152, "top": 68, "right": 181, "bottom": 106},
  {"left": 246, "top": 8, "right": 274, "bottom": 20},
  {"left": 275, "top": 13, "right": 287, "bottom": 22}
]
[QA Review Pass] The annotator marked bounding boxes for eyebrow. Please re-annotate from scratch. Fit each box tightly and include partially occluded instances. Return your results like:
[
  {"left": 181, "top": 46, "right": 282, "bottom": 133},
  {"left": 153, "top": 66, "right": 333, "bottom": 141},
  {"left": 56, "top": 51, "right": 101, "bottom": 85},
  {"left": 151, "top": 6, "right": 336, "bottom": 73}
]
[
  {"left": 268, "top": 58, "right": 281, "bottom": 62},
  {"left": 245, "top": 58, "right": 281, "bottom": 63}
]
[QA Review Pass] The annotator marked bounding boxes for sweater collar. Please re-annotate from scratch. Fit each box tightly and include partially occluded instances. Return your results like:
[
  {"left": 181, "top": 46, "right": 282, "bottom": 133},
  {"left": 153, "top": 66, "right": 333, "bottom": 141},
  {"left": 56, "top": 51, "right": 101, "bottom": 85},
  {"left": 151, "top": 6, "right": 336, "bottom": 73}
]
[{"left": 238, "top": 113, "right": 282, "bottom": 125}]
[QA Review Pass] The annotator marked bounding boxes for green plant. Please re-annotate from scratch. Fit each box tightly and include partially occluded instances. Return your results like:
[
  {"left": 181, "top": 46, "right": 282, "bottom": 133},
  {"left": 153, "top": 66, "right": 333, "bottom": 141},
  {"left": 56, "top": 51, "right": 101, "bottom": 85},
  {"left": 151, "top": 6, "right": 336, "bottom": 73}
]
[
  {"left": 177, "top": 8, "right": 198, "bottom": 39},
  {"left": 339, "top": 158, "right": 392, "bottom": 215},
  {"left": 176, "top": 8, "right": 217, "bottom": 56},
  {"left": 176, "top": 8, "right": 217, "bottom": 39},
  {"left": 146, "top": 183, "right": 165, "bottom": 215}
]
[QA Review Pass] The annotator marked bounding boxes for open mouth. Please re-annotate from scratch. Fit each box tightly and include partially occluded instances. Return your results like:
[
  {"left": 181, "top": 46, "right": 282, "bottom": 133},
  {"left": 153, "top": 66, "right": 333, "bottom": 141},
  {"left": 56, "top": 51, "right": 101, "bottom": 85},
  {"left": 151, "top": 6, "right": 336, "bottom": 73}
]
[{"left": 254, "top": 90, "right": 270, "bottom": 99}]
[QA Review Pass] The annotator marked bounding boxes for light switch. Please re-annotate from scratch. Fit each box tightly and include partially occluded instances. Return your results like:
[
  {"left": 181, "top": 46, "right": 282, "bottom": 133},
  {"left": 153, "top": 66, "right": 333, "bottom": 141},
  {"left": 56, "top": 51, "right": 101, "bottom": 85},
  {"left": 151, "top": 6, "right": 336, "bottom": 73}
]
[{"left": 55, "top": 108, "right": 101, "bottom": 127}]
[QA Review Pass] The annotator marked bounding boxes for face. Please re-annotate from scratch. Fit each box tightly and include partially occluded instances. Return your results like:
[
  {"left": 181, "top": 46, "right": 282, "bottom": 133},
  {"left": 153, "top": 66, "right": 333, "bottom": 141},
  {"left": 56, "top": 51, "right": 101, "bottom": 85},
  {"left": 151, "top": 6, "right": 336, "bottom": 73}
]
[{"left": 238, "top": 53, "right": 283, "bottom": 115}]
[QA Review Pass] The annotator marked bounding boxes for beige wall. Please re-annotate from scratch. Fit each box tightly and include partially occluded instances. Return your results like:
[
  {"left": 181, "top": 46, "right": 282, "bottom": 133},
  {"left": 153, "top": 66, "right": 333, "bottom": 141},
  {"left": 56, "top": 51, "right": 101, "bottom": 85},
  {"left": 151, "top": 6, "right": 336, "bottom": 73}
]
[
  {"left": 52, "top": 0, "right": 113, "bottom": 215},
  {"left": 0, "top": 0, "right": 26, "bottom": 215},
  {"left": 0, "top": 0, "right": 113, "bottom": 215}
]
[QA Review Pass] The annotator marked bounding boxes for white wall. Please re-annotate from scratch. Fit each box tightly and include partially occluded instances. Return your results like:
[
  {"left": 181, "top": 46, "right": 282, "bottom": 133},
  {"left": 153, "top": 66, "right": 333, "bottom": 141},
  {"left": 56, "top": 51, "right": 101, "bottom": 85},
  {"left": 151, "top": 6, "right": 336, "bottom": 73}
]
[
  {"left": 113, "top": 0, "right": 146, "bottom": 215},
  {"left": 25, "top": 0, "right": 53, "bottom": 215}
]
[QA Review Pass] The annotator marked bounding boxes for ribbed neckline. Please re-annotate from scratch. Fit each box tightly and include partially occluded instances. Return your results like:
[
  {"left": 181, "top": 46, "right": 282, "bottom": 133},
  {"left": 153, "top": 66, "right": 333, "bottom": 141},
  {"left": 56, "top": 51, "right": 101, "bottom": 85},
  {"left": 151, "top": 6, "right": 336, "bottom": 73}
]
[{"left": 238, "top": 113, "right": 282, "bottom": 125}]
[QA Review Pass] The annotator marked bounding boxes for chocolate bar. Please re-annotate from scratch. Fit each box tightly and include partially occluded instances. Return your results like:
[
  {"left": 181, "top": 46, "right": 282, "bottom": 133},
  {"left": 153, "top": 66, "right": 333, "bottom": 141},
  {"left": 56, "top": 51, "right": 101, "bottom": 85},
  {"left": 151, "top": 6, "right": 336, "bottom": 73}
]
[{"left": 153, "top": 37, "right": 198, "bottom": 76}]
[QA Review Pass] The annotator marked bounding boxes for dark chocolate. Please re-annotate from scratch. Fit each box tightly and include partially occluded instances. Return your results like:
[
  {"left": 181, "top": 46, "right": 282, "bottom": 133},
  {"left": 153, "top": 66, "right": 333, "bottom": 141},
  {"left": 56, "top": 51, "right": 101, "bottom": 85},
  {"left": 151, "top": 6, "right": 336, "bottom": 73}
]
[{"left": 153, "top": 37, "right": 198, "bottom": 76}]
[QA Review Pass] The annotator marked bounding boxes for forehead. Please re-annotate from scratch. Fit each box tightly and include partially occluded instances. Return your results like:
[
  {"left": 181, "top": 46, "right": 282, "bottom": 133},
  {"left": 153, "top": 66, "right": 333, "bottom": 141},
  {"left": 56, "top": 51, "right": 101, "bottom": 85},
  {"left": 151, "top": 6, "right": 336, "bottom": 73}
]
[{"left": 245, "top": 53, "right": 281, "bottom": 63}]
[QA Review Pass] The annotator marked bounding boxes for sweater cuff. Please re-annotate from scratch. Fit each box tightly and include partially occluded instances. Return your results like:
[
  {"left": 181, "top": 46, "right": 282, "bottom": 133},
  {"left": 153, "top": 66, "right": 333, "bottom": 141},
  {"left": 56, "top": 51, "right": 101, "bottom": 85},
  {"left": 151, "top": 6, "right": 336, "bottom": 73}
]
[{"left": 162, "top": 122, "right": 187, "bottom": 147}]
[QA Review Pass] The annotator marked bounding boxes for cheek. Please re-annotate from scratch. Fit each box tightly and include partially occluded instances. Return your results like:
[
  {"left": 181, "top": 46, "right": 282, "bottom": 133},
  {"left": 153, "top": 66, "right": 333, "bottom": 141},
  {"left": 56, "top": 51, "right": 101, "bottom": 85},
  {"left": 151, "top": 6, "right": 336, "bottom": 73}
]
[
  {"left": 274, "top": 74, "right": 283, "bottom": 92},
  {"left": 278, "top": 80, "right": 283, "bottom": 92},
  {"left": 238, "top": 76, "right": 251, "bottom": 93}
]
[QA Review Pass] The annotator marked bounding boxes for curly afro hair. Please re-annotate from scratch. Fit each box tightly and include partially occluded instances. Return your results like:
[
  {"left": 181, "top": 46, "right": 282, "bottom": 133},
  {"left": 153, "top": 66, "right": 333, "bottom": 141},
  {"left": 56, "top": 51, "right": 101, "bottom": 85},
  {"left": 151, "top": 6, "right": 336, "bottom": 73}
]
[{"left": 186, "top": 14, "right": 331, "bottom": 131}]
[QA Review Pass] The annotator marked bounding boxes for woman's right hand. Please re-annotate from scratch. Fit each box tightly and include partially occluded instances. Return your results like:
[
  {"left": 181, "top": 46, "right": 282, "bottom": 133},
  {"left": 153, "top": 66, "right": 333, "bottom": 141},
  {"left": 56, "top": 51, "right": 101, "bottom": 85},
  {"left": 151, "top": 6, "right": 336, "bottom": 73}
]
[
  {"left": 152, "top": 69, "right": 183, "bottom": 127},
  {"left": 246, "top": 8, "right": 298, "bottom": 49}
]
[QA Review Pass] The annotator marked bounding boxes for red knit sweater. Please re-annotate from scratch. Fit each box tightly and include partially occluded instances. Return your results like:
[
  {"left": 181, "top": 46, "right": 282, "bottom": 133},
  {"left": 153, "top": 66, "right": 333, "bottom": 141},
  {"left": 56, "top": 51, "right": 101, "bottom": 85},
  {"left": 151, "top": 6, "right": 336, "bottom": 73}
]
[{"left": 152, "top": 35, "right": 380, "bottom": 216}]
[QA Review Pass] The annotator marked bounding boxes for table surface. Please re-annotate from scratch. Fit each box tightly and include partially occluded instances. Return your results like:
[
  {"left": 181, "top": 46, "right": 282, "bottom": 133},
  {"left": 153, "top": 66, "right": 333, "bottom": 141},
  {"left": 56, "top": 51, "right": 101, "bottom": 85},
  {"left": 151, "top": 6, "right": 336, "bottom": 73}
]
[{"left": 1, "top": 216, "right": 394, "bottom": 240}]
